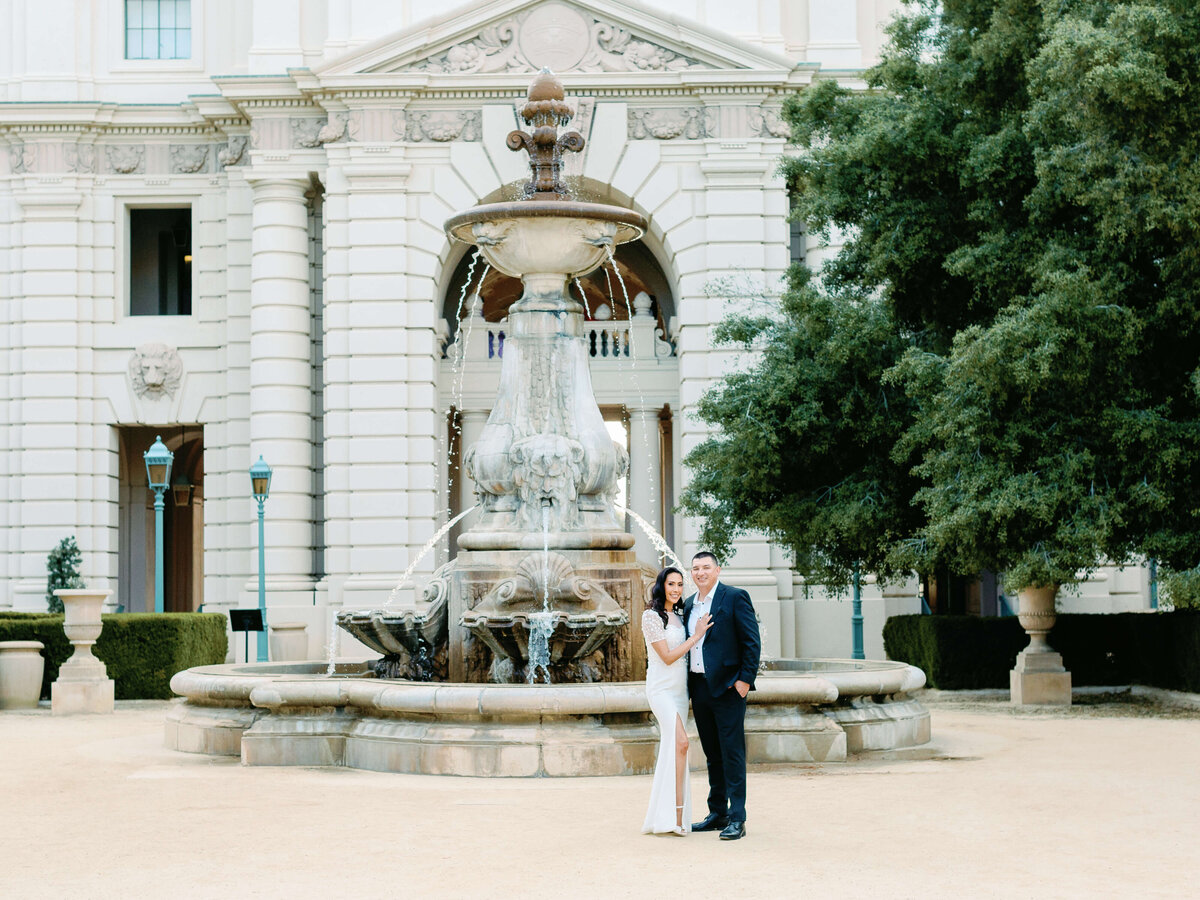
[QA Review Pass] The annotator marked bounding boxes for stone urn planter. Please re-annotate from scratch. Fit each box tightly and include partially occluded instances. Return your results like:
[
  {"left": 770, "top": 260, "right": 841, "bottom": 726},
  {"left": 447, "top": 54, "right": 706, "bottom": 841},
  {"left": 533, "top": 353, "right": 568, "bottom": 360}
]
[
  {"left": 52, "top": 588, "right": 115, "bottom": 714},
  {"left": 1010, "top": 584, "right": 1071, "bottom": 706},
  {"left": 0, "top": 641, "right": 46, "bottom": 709},
  {"left": 269, "top": 622, "right": 308, "bottom": 662}
]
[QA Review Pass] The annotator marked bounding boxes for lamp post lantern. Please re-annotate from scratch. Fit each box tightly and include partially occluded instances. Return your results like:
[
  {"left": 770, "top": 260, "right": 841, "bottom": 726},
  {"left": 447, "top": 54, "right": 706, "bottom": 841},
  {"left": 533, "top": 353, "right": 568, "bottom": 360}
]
[
  {"left": 144, "top": 435, "right": 174, "bottom": 614},
  {"left": 250, "top": 455, "right": 272, "bottom": 662}
]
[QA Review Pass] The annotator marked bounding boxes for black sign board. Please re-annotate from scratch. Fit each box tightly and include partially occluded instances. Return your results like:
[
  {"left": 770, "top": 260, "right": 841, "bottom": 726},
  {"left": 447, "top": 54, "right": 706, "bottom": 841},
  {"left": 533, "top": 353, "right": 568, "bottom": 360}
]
[{"left": 229, "top": 609, "right": 264, "bottom": 632}]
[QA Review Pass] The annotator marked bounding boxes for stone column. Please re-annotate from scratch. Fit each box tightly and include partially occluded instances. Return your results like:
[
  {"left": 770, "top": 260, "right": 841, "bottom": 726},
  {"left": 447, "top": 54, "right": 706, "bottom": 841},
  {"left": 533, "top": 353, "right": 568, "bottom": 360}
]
[
  {"left": 247, "top": 175, "right": 315, "bottom": 604},
  {"left": 626, "top": 404, "right": 661, "bottom": 566}
]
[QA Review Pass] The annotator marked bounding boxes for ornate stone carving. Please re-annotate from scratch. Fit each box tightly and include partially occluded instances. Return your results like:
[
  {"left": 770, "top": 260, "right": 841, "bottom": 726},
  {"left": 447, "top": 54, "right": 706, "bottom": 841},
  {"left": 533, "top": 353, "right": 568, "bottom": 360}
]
[
  {"left": 317, "top": 114, "right": 348, "bottom": 144},
  {"left": 505, "top": 71, "right": 583, "bottom": 197},
  {"left": 9, "top": 142, "right": 36, "bottom": 174},
  {"left": 511, "top": 435, "right": 585, "bottom": 531},
  {"left": 653, "top": 326, "right": 675, "bottom": 358},
  {"left": 217, "top": 135, "right": 248, "bottom": 168},
  {"left": 128, "top": 343, "right": 183, "bottom": 399},
  {"left": 290, "top": 117, "right": 327, "bottom": 149},
  {"left": 407, "top": 110, "right": 481, "bottom": 142},
  {"left": 390, "top": 109, "right": 408, "bottom": 139},
  {"left": 106, "top": 145, "right": 145, "bottom": 174},
  {"left": 749, "top": 106, "right": 792, "bottom": 140},
  {"left": 170, "top": 144, "right": 209, "bottom": 174},
  {"left": 63, "top": 143, "right": 96, "bottom": 173},
  {"left": 412, "top": 2, "right": 711, "bottom": 75},
  {"left": 627, "top": 107, "right": 708, "bottom": 140}
]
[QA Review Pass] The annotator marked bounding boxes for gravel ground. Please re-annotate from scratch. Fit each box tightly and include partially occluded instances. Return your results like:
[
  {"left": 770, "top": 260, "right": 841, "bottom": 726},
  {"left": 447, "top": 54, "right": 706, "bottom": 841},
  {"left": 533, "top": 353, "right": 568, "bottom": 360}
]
[{"left": 1, "top": 694, "right": 1197, "bottom": 899}]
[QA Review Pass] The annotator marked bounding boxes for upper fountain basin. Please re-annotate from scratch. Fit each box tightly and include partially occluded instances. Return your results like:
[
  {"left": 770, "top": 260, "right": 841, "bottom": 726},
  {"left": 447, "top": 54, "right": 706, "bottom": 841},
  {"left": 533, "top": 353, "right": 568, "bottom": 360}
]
[{"left": 446, "top": 202, "right": 646, "bottom": 280}]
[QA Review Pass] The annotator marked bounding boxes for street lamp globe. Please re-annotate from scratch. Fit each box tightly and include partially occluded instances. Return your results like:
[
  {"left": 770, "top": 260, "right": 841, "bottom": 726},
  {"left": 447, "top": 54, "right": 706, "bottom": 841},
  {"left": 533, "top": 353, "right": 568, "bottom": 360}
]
[
  {"left": 250, "top": 455, "right": 272, "bottom": 501},
  {"left": 144, "top": 435, "right": 174, "bottom": 489}
]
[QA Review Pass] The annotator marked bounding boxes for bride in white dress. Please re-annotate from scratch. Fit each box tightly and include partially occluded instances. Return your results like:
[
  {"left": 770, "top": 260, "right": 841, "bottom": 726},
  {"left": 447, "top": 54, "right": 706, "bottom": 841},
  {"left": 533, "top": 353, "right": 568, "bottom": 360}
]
[{"left": 641, "top": 566, "right": 711, "bottom": 835}]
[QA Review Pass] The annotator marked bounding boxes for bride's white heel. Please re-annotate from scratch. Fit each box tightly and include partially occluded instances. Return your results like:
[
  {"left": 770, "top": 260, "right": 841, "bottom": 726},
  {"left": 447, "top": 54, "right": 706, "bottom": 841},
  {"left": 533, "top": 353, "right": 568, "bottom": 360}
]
[{"left": 672, "top": 806, "right": 687, "bottom": 835}]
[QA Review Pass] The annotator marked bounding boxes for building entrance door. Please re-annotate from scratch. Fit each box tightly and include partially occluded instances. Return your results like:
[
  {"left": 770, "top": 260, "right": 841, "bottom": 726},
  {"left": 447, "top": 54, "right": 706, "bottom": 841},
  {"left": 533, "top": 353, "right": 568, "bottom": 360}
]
[{"left": 117, "top": 426, "right": 204, "bottom": 613}]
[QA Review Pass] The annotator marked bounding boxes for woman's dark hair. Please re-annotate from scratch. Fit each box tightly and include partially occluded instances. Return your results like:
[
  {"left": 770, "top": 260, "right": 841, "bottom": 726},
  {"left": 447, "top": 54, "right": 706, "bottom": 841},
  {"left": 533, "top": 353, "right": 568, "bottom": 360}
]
[{"left": 649, "top": 567, "right": 684, "bottom": 626}]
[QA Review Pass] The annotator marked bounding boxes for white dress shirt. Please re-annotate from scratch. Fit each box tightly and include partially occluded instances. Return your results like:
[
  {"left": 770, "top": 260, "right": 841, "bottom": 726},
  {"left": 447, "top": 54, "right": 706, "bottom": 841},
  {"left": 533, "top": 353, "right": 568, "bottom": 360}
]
[{"left": 688, "top": 579, "right": 721, "bottom": 674}]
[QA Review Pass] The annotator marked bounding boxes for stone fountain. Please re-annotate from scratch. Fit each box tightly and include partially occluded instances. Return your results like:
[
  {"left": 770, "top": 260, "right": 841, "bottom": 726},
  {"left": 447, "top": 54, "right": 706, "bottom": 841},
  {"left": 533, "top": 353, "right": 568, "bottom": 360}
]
[
  {"left": 338, "top": 69, "right": 650, "bottom": 686},
  {"left": 165, "top": 72, "right": 931, "bottom": 776}
]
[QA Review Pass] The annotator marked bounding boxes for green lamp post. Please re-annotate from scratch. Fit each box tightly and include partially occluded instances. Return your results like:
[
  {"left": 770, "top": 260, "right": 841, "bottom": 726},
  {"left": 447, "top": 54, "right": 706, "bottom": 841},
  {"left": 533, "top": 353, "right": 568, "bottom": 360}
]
[
  {"left": 250, "top": 455, "right": 272, "bottom": 662},
  {"left": 144, "top": 435, "right": 174, "bottom": 614}
]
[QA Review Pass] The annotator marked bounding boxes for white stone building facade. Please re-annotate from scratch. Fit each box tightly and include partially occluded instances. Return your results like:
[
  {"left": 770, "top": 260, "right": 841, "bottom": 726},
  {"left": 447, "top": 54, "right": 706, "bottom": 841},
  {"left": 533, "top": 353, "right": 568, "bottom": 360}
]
[{"left": 0, "top": 0, "right": 1153, "bottom": 663}]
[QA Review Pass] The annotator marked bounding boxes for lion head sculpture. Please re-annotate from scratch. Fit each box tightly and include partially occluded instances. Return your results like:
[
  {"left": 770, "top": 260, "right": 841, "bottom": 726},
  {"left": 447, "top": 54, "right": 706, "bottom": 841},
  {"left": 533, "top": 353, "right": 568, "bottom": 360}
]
[{"left": 128, "top": 343, "right": 183, "bottom": 398}]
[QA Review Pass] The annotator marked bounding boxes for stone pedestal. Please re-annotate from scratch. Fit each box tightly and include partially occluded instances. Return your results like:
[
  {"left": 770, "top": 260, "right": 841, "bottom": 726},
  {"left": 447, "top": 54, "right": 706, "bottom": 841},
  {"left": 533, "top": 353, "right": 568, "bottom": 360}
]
[
  {"left": 51, "top": 589, "right": 115, "bottom": 715},
  {"left": 1010, "top": 584, "right": 1071, "bottom": 706},
  {"left": 0, "top": 641, "right": 46, "bottom": 709},
  {"left": 1011, "top": 649, "right": 1072, "bottom": 706},
  {"left": 269, "top": 622, "right": 308, "bottom": 661}
]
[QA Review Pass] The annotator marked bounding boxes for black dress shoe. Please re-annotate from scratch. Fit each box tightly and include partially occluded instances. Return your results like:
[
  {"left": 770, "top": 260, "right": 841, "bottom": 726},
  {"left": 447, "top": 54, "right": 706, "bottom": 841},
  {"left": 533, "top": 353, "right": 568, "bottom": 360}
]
[
  {"left": 691, "top": 813, "right": 730, "bottom": 832},
  {"left": 719, "top": 821, "right": 746, "bottom": 841}
]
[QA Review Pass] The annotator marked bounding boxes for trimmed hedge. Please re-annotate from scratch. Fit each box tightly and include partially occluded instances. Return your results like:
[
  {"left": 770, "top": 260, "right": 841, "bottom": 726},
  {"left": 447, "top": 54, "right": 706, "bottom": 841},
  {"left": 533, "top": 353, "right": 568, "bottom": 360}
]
[
  {"left": 0, "top": 612, "right": 227, "bottom": 700},
  {"left": 883, "top": 611, "right": 1200, "bottom": 692}
]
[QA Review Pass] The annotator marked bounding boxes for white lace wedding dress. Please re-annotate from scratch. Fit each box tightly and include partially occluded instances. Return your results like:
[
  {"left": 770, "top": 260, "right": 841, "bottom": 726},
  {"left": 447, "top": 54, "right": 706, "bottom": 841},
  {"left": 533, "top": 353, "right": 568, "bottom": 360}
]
[{"left": 641, "top": 609, "right": 692, "bottom": 834}]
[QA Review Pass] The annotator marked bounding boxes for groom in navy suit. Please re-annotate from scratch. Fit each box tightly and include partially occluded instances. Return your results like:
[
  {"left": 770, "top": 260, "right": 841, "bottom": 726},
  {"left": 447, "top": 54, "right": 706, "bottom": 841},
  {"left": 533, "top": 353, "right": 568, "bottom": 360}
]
[{"left": 683, "top": 551, "right": 761, "bottom": 840}]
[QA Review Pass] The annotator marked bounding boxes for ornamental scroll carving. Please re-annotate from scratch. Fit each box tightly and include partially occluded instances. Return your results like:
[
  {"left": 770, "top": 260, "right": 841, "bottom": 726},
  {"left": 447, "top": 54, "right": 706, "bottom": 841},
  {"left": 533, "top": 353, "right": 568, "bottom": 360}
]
[
  {"left": 412, "top": 2, "right": 711, "bottom": 75},
  {"left": 128, "top": 343, "right": 183, "bottom": 399}
]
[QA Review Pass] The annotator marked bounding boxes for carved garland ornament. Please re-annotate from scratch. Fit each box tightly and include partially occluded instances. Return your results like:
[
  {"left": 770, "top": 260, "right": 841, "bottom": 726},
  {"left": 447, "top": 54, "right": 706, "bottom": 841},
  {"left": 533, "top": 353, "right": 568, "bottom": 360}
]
[{"left": 627, "top": 107, "right": 712, "bottom": 140}]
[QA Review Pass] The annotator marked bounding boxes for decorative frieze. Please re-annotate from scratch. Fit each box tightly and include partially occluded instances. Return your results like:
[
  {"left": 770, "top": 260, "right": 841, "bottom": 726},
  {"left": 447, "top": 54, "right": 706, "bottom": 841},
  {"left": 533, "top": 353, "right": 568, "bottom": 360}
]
[
  {"left": 128, "top": 344, "right": 183, "bottom": 399},
  {"left": 9, "top": 142, "right": 35, "bottom": 174},
  {"left": 217, "top": 135, "right": 248, "bottom": 168},
  {"left": 748, "top": 106, "right": 792, "bottom": 140},
  {"left": 170, "top": 144, "right": 210, "bottom": 174},
  {"left": 412, "top": 2, "right": 713, "bottom": 75},
  {"left": 407, "top": 110, "right": 482, "bottom": 142},
  {"left": 289, "top": 117, "right": 328, "bottom": 149},
  {"left": 317, "top": 114, "right": 349, "bottom": 144},
  {"left": 105, "top": 145, "right": 145, "bottom": 174},
  {"left": 627, "top": 107, "right": 713, "bottom": 140},
  {"left": 63, "top": 143, "right": 96, "bottom": 173}
]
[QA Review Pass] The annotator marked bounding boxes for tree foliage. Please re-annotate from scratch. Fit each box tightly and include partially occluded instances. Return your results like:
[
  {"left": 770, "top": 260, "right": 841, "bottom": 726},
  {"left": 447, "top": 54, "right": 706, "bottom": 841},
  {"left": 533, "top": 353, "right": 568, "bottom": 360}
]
[
  {"left": 680, "top": 0, "right": 1200, "bottom": 592},
  {"left": 45, "top": 535, "right": 84, "bottom": 614}
]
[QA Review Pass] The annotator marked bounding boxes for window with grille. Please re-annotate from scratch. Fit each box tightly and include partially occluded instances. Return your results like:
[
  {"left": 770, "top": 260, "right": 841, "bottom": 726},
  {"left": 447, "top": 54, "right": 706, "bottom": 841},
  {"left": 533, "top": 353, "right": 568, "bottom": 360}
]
[{"left": 125, "top": 0, "right": 191, "bottom": 60}]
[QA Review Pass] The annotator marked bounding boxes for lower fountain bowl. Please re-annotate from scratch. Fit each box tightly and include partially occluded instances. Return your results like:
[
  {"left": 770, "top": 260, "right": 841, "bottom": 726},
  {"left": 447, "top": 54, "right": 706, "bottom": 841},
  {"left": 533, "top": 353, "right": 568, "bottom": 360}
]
[{"left": 165, "top": 658, "right": 930, "bottom": 776}]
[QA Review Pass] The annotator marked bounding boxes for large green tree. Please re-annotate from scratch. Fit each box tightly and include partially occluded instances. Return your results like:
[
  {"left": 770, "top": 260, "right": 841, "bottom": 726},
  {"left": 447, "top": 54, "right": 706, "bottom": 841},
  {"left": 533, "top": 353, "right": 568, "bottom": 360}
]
[{"left": 680, "top": 0, "right": 1200, "bottom": 595}]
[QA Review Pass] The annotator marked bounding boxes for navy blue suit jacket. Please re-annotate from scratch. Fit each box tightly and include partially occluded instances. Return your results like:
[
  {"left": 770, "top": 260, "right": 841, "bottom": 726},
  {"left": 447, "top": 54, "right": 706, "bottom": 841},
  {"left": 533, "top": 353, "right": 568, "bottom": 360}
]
[{"left": 683, "top": 582, "right": 761, "bottom": 695}]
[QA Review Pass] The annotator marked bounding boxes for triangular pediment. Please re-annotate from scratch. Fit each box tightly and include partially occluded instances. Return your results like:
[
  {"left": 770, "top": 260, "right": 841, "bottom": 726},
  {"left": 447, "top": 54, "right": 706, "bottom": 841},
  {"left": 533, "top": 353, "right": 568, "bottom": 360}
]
[{"left": 317, "top": 0, "right": 797, "bottom": 78}]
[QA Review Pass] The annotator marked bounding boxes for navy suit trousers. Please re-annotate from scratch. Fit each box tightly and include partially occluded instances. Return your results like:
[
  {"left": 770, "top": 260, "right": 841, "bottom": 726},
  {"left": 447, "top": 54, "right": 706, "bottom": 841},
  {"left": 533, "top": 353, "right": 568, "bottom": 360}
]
[{"left": 689, "top": 671, "right": 748, "bottom": 822}]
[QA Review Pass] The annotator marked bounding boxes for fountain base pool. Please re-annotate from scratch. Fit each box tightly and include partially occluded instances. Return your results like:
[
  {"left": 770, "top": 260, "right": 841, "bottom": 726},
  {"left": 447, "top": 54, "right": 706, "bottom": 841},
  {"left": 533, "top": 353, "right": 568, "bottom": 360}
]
[{"left": 165, "top": 658, "right": 929, "bottom": 776}]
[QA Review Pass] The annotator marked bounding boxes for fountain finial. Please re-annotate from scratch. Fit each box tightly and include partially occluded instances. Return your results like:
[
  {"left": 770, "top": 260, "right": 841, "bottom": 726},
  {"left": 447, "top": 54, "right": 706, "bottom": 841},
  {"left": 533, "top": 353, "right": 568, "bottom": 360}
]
[{"left": 506, "top": 68, "right": 585, "bottom": 200}]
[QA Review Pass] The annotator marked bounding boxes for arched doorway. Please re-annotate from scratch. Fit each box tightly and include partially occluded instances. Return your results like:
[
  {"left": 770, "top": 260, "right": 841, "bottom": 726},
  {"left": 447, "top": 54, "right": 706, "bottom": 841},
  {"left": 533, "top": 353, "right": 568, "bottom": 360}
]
[{"left": 117, "top": 425, "right": 204, "bottom": 613}]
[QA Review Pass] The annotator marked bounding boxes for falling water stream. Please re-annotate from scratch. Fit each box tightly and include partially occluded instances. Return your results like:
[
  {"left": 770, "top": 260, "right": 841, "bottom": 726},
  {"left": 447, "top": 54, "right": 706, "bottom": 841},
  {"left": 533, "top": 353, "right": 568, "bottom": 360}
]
[
  {"left": 325, "top": 505, "right": 480, "bottom": 676},
  {"left": 526, "top": 502, "right": 554, "bottom": 684},
  {"left": 602, "top": 248, "right": 659, "bottom": 551}
]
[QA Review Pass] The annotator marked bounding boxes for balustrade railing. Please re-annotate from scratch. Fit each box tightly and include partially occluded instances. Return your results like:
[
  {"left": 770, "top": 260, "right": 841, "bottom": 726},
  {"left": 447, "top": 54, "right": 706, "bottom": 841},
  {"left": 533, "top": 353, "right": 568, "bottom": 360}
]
[{"left": 441, "top": 317, "right": 676, "bottom": 362}]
